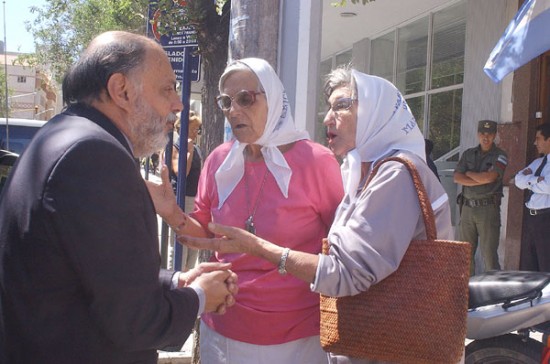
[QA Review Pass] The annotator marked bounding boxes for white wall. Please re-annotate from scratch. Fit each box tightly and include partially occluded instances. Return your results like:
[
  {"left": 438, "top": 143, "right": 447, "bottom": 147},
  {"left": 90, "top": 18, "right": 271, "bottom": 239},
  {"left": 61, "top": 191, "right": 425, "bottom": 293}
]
[
  {"left": 461, "top": 0, "right": 514, "bottom": 149},
  {"left": 279, "top": 0, "right": 322, "bottom": 136}
]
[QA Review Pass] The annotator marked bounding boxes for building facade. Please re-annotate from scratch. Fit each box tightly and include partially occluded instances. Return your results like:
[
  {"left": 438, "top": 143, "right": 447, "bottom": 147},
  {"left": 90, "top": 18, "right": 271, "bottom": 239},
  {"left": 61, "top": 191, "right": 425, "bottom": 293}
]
[
  {"left": 277, "top": 0, "right": 545, "bottom": 270},
  {"left": 0, "top": 44, "right": 59, "bottom": 120}
]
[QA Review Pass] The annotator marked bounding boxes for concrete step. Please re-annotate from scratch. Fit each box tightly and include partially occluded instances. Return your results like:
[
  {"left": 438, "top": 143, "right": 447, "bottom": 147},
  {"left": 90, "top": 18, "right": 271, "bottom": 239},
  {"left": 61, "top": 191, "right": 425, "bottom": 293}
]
[{"left": 157, "top": 331, "right": 194, "bottom": 364}]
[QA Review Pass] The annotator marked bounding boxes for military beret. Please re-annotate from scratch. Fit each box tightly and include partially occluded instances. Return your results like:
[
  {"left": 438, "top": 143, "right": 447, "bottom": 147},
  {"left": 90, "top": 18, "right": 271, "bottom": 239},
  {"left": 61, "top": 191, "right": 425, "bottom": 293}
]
[{"left": 478, "top": 120, "right": 497, "bottom": 133}]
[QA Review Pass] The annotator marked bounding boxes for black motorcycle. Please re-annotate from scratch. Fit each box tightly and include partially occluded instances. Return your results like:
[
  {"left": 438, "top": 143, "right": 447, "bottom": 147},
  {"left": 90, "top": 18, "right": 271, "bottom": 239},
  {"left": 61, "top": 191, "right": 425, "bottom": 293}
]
[{"left": 466, "top": 270, "right": 550, "bottom": 363}]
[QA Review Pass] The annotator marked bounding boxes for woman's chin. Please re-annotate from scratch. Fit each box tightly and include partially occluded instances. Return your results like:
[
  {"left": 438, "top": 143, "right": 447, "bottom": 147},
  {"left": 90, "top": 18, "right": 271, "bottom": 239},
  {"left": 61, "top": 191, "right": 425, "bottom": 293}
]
[{"left": 328, "top": 144, "right": 345, "bottom": 158}]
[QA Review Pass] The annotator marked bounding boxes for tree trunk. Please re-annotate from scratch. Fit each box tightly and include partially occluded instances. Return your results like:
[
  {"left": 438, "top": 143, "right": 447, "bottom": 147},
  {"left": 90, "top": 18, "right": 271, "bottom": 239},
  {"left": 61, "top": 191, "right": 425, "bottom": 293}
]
[
  {"left": 228, "top": 0, "right": 280, "bottom": 69},
  {"left": 186, "top": 3, "right": 230, "bottom": 361},
  {"left": 187, "top": 2, "right": 281, "bottom": 362},
  {"left": 200, "top": 54, "right": 228, "bottom": 157},
  {"left": 187, "top": 0, "right": 231, "bottom": 158}
]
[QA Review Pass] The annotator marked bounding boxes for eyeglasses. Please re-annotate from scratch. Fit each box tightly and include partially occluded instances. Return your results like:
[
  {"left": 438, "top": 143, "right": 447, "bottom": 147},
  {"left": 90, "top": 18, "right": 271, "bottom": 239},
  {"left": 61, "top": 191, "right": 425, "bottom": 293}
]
[
  {"left": 216, "top": 90, "right": 265, "bottom": 111},
  {"left": 326, "top": 97, "right": 357, "bottom": 115}
]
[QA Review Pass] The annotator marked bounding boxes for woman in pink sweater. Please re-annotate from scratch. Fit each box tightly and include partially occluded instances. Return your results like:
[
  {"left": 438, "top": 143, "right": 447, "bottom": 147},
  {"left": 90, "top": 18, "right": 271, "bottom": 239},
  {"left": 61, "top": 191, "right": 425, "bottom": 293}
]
[{"left": 149, "top": 57, "right": 343, "bottom": 363}]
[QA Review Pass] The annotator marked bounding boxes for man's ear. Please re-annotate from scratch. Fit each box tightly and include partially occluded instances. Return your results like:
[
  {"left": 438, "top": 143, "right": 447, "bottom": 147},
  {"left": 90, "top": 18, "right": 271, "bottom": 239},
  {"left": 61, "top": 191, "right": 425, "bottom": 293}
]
[{"left": 106, "top": 73, "right": 132, "bottom": 111}]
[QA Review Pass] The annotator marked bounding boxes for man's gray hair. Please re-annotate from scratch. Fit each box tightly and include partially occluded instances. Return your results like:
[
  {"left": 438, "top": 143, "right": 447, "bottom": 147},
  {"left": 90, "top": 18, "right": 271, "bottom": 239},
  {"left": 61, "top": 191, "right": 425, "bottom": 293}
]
[{"left": 62, "top": 31, "right": 155, "bottom": 106}]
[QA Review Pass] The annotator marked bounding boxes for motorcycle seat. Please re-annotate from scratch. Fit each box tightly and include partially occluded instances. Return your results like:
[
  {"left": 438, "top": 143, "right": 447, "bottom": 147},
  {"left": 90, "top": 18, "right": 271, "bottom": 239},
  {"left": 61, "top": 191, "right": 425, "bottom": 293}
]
[{"left": 469, "top": 270, "right": 550, "bottom": 309}]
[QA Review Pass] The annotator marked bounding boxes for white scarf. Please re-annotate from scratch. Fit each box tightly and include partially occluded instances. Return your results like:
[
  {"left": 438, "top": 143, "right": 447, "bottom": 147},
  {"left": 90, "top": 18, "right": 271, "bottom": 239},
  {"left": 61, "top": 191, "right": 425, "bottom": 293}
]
[
  {"left": 341, "top": 70, "right": 426, "bottom": 202},
  {"left": 215, "top": 58, "right": 310, "bottom": 208}
]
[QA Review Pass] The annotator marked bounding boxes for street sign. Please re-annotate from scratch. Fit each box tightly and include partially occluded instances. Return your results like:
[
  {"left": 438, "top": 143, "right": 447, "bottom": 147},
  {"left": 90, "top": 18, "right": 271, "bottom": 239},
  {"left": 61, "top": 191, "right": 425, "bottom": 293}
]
[
  {"left": 149, "top": 3, "right": 198, "bottom": 47},
  {"left": 147, "top": 0, "right": 200, "bottom": 270},
  {"left": 165, "top": 47, "right": 201, "bottom": 82},
  {"left": 147, "top": 0, "right": 201, "bottom": 82}
]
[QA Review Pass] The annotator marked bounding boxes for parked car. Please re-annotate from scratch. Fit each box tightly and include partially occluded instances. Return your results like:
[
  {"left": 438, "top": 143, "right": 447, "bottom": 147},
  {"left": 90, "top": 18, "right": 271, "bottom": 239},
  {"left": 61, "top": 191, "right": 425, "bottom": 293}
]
[
  {"left": 0, "top": 118, "right": 47, "bottom": 197},
  {"left": 0, "top": 118, "right": 47, "bottom": 154},
  {"left": 0, "top": 149, "right": 18, "bottom": 197}
]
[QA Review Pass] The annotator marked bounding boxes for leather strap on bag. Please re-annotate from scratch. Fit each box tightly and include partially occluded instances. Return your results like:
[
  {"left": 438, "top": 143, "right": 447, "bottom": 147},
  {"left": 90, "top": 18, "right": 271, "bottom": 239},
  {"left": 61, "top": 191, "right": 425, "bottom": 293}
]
[
  {"left": 364, "top": 156, "right": 437, "bottom": 240},
  {"left": 320, "top": 156, "right": 470, "bottom": 363}
]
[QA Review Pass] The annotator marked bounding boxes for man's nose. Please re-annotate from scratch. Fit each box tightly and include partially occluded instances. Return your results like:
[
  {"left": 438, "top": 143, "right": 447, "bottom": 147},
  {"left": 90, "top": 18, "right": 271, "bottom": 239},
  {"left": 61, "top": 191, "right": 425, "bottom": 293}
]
[{"left": 172, "top": 95, "right": 184, "bottom": 113}]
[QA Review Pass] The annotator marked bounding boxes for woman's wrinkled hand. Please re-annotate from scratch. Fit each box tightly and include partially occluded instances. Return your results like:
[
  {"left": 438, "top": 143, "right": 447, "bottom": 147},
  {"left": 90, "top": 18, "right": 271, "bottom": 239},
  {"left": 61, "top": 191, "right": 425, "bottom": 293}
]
[{"left": 178, "top": 223, "right": 259, "bottom": 255}]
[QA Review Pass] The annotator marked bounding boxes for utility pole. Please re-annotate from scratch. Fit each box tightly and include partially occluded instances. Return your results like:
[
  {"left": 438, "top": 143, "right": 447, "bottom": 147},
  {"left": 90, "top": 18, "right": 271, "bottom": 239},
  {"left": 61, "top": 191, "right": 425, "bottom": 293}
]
[
  {"left": 228, "top": 0, "right": 280, "bottom": 69},
  {"left": 193, "top": 5, "right": 282, "bottom": 362},
  {"left": 3, "top": 1, "right": 9, "bottom": 149}
]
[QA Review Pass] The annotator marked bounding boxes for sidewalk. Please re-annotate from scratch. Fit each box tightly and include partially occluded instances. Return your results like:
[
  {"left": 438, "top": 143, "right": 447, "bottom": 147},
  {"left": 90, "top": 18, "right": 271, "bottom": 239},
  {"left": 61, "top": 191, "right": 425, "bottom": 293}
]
[{"left": 158, "top": 332, "right": 194, "bottom": 364}]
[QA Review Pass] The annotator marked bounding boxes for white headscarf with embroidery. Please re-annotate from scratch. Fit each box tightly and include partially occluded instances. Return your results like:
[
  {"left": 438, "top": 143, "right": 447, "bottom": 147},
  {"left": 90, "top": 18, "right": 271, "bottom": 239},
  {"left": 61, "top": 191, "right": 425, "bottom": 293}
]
[
  {"left": 214, "top": 58, "right": 310, "bottom": 208},
  {"left": 341, "top": 70, "right": 425, "bottom": 202}
]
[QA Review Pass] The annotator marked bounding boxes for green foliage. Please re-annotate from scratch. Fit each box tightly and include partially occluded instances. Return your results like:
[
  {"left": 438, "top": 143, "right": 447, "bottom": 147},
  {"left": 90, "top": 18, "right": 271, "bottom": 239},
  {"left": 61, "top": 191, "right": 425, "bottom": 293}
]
[
  {"left": 26, "top": 0, "right": 230, "bottom": 155},
  {"left": 331, "top": 0, "right": 375, "bottom": 6},
  {"left": 25, "top": 0, "right": 150, "bottom": 82},
  {"left": 152, "top": 0, "right": 203, "bottom": 44},
  {"left": 152, "top": 0, "right": 228, "bottom": 35},
  {"left": 25, "top": 0, "right": 228, "bottom": 84},
  {"left": 0, "top": 68, "right": 12, "bottom": 118}
]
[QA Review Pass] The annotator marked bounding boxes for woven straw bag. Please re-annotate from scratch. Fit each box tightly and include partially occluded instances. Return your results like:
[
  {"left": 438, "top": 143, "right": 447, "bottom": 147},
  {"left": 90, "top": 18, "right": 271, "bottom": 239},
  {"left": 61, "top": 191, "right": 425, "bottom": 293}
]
[{"left": 320, "top": 157, "right": 470, "bottom": 363}]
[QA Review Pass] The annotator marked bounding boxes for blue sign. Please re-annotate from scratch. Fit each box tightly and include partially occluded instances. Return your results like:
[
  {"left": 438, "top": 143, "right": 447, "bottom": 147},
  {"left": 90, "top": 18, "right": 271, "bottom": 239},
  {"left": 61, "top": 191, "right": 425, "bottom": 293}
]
[
  {"left": 165, "top": 47, "right": 201, "bottom": 82},
  {"left": 147, "top": 1, "right": 201, "bottom": 81}
]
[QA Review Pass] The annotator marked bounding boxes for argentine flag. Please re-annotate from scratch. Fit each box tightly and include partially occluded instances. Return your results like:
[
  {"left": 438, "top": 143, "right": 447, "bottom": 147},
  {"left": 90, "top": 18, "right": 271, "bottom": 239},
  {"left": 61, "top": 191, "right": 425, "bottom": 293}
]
[{"left": 484, "top": 0, "right": 550, "bottom": 83}]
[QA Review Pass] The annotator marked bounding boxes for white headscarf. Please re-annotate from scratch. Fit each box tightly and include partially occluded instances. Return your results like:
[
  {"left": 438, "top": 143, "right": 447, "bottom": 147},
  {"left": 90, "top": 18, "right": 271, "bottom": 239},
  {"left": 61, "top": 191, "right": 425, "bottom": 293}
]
[
  {"left": 214, "top": 58, "right": 310, "bottom": 208},
  {"left": 341, "top": 70, "right": 425, "bottom": 201}
]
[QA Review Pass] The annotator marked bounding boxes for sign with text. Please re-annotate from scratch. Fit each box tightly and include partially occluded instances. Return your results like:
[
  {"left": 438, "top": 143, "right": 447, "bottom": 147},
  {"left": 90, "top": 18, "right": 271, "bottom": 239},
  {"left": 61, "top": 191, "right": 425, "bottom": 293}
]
[
  {"left": 147, "top": 0, "right": 201, "bottom": 81},
  {"left": 166, "top": 47, "right": 201, "bottom": 82}
]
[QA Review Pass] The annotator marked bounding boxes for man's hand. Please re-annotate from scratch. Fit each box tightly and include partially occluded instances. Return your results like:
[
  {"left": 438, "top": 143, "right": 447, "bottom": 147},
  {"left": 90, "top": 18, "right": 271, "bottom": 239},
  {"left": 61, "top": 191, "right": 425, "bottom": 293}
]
[
  {"left": 179, "top": 262, "right": 238, "bottom": 314},
  {"left": 194, "top": 270, "right": 238, "bottom": 314},
  {"left": 144, "top": 165, "right": 185, "bottom": 228},
  {"left": 178, "top": 262, "right": 232, "bottom": 287}
]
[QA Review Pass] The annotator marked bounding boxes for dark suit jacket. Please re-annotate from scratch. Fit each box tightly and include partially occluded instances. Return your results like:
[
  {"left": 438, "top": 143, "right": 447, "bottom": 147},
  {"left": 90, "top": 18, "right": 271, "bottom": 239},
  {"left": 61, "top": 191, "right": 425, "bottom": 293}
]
[{"left": 0, "top": 104, "right": 199, "bottom": 363}]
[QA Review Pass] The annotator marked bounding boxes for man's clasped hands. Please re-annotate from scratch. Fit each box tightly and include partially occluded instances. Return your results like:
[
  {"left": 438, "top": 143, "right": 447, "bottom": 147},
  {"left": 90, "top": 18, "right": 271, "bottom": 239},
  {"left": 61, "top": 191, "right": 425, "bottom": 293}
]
[{"left": 146, "top": 165, "right": 238, "bottom": 315}]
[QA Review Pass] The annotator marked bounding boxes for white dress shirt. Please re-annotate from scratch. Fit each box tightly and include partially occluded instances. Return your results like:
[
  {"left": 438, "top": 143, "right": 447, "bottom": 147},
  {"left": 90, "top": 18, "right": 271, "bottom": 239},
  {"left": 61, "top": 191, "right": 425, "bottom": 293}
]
[{"left": 514, "top": 155, "right": 550, "bottom": 210}]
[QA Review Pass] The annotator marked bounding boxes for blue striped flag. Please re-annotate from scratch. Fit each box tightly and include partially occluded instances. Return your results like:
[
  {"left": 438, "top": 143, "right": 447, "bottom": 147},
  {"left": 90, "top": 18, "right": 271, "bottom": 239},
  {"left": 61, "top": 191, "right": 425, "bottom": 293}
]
[{"left": 484, "top": 0, "right": 550, "bottom": 83}]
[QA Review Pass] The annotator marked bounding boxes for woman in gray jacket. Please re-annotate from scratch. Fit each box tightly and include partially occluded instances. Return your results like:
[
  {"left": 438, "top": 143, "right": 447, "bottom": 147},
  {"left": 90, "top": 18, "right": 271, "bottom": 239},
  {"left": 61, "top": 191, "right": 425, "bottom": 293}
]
[{"left": 175, "top": 67, "right": 453, "bottom": 363}]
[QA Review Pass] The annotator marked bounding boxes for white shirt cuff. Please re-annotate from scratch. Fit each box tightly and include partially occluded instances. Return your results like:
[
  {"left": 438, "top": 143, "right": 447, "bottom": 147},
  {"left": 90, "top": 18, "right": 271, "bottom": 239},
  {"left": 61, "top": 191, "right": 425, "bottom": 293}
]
[
  {"left": 189, "top": 282, "right": 205, "bottom": 316},
  {"left": 171, "top": 272, "right": 205, "bottom": 316},
  {"left": 170, "top": 271, "right": 180, "bottom": 289},
  {"left": 310, "top": 254, "right": 325, "bottom": 292}
]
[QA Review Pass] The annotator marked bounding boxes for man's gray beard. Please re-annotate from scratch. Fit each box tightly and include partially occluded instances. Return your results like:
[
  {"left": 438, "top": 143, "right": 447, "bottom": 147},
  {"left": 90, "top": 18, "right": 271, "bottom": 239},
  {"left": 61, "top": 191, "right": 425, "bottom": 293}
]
[{"left": 129, "top": 104, "right": 177, "bottom": 158}]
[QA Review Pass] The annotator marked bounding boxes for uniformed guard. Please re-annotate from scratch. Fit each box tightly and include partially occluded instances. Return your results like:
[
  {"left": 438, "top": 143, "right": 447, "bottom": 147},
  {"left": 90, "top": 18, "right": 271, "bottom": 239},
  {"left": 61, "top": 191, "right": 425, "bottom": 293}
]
[{"left": 454, "top": 120, "right": 508, "bottom": 275}]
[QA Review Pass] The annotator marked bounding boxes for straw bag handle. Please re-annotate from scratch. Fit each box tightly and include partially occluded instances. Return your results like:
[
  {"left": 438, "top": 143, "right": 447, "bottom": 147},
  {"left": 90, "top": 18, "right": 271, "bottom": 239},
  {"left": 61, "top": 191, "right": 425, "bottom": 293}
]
[{"left": 363, "top": 156, "right": 437, "bottom": 240}]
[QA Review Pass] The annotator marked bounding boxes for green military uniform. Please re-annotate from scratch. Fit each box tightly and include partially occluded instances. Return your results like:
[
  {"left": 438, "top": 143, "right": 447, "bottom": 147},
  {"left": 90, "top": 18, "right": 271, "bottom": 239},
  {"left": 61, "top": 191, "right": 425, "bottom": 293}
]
[{"left": 456, "top": 142, "right": 507, "bottom": 275}]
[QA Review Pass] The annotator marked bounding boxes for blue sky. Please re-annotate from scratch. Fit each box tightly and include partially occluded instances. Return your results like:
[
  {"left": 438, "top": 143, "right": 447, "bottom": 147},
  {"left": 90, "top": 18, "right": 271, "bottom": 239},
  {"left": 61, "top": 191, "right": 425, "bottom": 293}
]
[{"left": 3, "top": 0, "right": 46, "bottom": 53}]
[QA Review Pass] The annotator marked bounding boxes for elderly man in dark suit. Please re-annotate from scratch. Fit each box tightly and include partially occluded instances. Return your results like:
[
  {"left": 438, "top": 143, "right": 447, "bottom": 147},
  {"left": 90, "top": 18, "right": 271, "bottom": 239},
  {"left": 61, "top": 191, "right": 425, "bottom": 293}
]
[{"left": 0, "top": 31, "right": 237, "bottom": 364}]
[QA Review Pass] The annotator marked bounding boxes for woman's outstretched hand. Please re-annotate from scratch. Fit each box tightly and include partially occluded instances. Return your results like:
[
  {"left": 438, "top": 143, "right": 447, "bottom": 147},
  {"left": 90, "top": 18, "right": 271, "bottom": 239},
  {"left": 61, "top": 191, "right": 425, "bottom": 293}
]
[{"left": 178, "top": 222, "right": 259, "bottom": 255}]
